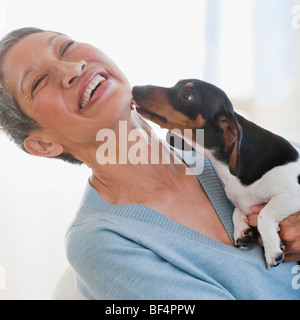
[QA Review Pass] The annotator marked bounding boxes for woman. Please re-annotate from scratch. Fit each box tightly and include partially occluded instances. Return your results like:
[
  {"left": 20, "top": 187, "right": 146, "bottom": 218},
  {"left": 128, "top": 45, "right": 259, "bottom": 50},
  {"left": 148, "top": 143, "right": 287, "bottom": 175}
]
[{"left": 0, "top": 28, "right": 299, "bottom": 299}]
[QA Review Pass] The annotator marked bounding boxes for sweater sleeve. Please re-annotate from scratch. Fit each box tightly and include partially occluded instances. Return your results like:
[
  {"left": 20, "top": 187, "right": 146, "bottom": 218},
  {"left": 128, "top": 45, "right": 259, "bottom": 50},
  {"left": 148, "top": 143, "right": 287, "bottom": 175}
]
[{"left": 66, "top": 222, "right": 235, "bottom": 300}]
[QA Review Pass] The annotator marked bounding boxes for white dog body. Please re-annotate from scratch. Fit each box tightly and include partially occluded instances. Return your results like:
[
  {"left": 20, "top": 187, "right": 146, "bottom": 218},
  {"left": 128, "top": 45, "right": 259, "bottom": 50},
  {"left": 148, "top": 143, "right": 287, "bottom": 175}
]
[{"left": 205, "top": 145, "right": 300, "bottom": 268}]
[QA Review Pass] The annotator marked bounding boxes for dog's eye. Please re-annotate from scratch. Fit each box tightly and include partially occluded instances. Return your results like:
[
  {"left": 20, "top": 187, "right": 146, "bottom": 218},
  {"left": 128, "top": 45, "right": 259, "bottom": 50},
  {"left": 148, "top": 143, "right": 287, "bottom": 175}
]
[{"left": 183, "top": 90, "right": 192, "bottom": 101}]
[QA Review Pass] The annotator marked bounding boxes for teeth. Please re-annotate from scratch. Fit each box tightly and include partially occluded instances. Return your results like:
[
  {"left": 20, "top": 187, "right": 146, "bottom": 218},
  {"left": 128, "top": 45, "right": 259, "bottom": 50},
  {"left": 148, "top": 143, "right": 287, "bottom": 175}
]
[{"left": 80, "top": 74, "right": 106, "bottom": 109}]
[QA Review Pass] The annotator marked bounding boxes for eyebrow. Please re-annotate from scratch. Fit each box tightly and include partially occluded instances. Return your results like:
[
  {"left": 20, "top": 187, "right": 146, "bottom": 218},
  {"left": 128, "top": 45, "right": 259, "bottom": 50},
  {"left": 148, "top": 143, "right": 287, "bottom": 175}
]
[{"left": 20, "top": 34, "right": 60, "bottom": 94}]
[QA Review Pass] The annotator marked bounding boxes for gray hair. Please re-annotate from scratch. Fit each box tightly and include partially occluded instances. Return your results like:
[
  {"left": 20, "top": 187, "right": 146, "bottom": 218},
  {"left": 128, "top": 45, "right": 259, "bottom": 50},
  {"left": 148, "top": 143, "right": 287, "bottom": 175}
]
[{"left": 0, "top": 27, "right": 82, "bottom": 165}]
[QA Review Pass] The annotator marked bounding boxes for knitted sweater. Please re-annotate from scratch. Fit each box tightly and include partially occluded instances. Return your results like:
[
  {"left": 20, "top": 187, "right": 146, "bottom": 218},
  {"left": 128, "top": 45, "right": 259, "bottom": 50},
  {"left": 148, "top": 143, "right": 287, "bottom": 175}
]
[{"left": 66, "top": 149, "right": 300, "bottom": 300}]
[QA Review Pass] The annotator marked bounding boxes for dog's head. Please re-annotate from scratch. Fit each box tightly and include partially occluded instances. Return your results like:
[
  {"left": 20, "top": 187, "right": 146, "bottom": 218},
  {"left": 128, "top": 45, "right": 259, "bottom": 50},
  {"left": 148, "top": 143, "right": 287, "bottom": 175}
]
[{"left": 132, "top": 79, "right": 242, "bottom": 175}]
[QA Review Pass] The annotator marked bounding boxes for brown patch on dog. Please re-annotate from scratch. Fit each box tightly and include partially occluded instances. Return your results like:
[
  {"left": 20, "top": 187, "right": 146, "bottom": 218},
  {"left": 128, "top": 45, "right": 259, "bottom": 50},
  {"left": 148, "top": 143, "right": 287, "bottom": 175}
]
[
  {"left": 185, "top": 82, "right": 194, "bottom": 88},
  {"left": 137, "top": 98, "right": 206, "bottom": 133},
  {"left": 134, "top": 86, "right": 205, "bottom": 134},
  {"left": 193, "top": 114, "right": 206, "bottom": 128}
]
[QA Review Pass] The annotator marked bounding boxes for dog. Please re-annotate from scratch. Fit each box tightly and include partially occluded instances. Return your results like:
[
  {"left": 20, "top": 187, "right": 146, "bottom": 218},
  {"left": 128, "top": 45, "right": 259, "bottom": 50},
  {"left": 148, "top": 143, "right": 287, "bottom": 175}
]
[{"left": 132, "top": 79, "right": 300, "bottom": 269}]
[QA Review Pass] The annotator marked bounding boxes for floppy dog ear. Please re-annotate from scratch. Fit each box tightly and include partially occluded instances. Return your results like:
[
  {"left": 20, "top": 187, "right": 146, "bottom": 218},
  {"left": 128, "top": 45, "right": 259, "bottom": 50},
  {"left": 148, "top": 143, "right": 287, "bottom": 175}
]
[{"left": 217, "top": 115, "right": 242, "bottom": 176}]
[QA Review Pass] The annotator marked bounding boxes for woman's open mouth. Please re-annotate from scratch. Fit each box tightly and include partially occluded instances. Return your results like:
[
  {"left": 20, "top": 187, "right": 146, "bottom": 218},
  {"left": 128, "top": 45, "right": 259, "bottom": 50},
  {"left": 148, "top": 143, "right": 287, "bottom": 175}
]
[
  {"left": 79, "top": 72, "right": 111, "bottom": 112},
  {"left": 80, "top": 74, "right": 106, "bottom": 109}
]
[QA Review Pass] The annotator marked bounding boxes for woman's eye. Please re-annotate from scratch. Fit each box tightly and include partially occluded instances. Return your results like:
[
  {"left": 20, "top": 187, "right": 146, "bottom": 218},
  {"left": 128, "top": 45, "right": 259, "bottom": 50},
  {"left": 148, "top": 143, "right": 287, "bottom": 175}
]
[
  {"left": 183, "top": 90, "right": 192, "bottom": 101},
  {"left": 31, "top": 75, "right": 47, "bottom": 95},
  {"left": 60, "top": 40, "right": 75, "bottom": 57}
]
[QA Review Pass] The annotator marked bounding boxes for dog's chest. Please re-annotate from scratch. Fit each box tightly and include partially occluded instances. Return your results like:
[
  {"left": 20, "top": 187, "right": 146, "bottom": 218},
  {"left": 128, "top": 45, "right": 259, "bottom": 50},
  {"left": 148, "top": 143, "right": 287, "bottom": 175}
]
[
  {"left": 205, "top": 149, "right": 300, "bottom": 215},
  {"left": 212, "top": 162, "right": 265, "bottom": 214}
]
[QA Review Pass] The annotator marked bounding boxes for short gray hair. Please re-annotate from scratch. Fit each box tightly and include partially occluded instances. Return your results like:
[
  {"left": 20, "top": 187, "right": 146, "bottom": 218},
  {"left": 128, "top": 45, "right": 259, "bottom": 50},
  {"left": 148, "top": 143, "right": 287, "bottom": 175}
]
[{"left": 0, "top": 27, "right": 82, "bottom": 165}]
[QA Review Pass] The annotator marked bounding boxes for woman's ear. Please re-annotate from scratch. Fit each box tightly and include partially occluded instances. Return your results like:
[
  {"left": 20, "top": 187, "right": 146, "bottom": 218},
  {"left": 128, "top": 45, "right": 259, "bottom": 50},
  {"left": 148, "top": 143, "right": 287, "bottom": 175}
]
[{"left": 24, "top": 136, "right": 64, "bottom": 157}]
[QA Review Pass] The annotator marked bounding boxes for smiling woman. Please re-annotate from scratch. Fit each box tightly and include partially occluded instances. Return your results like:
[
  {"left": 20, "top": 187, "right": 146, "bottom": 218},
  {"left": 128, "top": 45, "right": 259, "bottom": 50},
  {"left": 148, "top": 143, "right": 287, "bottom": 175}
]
[
  {"left": 0, "top": 28, "right": 133, "bottom": 166},
  {"left": 1, "top": 2, "right": 300, "bottom": 299},
  {"left": 0, "top": 28, "right": 80, "bottom": 164},
  {"left": 2, "top": 26, "right": 300, "bottom": 301}
]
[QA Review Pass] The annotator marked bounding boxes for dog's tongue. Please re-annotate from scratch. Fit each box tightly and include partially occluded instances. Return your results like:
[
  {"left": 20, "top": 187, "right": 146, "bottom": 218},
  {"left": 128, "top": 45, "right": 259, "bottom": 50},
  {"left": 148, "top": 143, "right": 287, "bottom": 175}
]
[{"left": 130, "top": 98, "right": 141, "bottom": 110}]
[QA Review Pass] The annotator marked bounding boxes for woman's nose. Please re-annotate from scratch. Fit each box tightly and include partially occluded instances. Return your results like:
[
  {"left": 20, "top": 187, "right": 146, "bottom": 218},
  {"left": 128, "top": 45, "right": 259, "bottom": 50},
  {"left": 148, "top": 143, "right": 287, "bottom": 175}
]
[{"left": 55, "top": 60, "right": 87, "bottom": 88}]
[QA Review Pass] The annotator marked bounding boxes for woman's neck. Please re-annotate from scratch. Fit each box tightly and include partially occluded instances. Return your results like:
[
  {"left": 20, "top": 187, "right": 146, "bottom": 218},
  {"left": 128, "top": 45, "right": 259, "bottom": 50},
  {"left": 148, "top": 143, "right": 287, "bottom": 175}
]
[{"left": 82, "top": 112, "right": 187, "bottom": 204}]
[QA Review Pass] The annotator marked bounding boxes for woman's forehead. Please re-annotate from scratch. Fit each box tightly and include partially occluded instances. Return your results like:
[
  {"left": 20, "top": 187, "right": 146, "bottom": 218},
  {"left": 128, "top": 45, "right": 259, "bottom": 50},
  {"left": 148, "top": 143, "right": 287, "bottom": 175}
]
[
  {"left": 10, "top": 31, "right": 62, "bottom": 54},
  {"left": 4, "top": 31, "right": 67, "bottom": 64}
]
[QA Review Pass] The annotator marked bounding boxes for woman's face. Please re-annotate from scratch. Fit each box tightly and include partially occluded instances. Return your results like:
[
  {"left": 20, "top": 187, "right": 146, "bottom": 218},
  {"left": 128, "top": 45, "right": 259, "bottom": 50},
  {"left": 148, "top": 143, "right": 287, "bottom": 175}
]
[{"left": 2, "top": 31, "right": 133, "bottom": 157}]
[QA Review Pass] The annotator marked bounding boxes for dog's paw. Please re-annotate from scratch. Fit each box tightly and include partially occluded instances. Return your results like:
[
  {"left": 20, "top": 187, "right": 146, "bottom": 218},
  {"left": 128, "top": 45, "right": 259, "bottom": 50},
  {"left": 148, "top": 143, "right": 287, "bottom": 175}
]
[
  {"left": 265, "top": 243, "right": 285, "bottom": 269},
  {"left": 234, "top": 228, "right": 254, "bottom": 247}
]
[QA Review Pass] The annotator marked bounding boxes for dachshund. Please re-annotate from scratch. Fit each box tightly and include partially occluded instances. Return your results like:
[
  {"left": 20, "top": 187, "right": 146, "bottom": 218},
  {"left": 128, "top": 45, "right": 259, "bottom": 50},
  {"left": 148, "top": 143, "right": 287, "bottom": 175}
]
[{"left": 132, "top": 79, "right": 300, "bottom": 269}]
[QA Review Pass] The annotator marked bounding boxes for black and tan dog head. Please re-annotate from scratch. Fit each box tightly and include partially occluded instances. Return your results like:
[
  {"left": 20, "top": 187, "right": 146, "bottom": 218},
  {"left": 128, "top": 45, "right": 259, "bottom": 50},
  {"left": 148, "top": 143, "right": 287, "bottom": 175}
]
[{"left": 132, "top": 79, "right": 242, "bottom": 175}]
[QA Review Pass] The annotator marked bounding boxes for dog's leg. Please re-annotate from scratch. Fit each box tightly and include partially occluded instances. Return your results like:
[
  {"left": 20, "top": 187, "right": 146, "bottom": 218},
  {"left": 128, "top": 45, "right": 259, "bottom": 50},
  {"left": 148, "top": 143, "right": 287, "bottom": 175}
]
[
  {"left": 257, "top": 193, "right": 300, "bottom": 269},
  {"left": 233, "top": 208, "right": 254, "bottom": 247}
]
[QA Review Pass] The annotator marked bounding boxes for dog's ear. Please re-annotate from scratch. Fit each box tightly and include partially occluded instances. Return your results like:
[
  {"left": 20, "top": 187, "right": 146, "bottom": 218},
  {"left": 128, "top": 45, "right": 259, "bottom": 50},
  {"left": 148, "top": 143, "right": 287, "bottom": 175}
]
[{"left": 217, "top": 115, "right": 242, "bottom": 176}]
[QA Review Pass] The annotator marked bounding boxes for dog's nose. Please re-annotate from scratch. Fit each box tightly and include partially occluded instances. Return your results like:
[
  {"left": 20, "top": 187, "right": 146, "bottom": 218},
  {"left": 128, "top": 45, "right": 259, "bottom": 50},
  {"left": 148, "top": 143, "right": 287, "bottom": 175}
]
[
  {"left": 132, "top": 85, "right": 154, "bottom": 98},
  {"left": 132, "top": 85, "right": 144, "bottom": 98}
]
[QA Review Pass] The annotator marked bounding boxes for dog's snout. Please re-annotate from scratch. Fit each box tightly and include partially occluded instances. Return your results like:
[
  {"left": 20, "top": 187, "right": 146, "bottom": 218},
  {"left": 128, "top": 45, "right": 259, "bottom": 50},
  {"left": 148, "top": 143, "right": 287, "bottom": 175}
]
[
  {"left": 132, "top": 85, "right": 146, "bottom": 103},
  {"left": 132, "top": 85, "right": 157, "bottom": 107},
  {"left": 132, "top": 85, "right": 147, "bottom": 98},
  {"left": 132, "top": 85, "right": 156, "bottom": 99}
]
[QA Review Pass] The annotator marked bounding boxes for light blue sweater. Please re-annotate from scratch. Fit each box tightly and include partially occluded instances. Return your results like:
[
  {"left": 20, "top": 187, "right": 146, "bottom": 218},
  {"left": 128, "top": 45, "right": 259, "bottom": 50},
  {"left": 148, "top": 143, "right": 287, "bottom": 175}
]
[{"left": 66, "top": 149, "right": 300, "bottom": 300}]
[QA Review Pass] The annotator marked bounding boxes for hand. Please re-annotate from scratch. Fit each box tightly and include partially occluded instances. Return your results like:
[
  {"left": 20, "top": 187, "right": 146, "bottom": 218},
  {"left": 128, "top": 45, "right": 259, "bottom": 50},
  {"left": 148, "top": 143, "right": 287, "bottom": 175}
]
[{"left": 249, "top": 205, "right": 300, "bottom": 262}]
